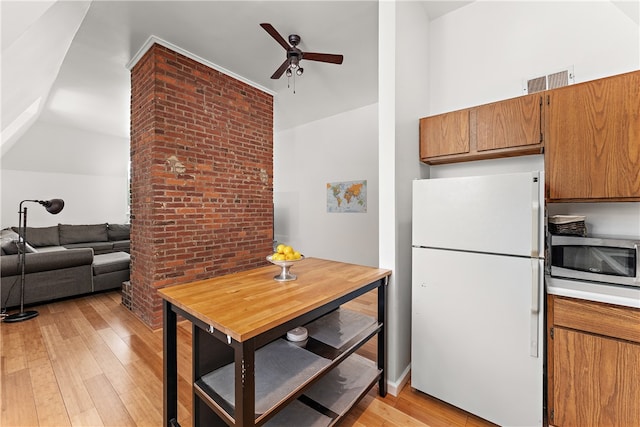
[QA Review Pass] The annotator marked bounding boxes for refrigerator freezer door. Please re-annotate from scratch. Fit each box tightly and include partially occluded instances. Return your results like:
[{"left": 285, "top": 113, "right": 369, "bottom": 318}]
[
  {"left": 412, "top": 172, "right": 542, "bottom": 258},
  {"left": 411, "top": 247, "right": 544, "bottom": 426}
]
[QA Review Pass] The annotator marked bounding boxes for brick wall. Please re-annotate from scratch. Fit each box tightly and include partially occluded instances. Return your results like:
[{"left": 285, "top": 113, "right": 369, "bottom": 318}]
[{"left": 130, "top": 44, "right": 273, "bottom": 329}]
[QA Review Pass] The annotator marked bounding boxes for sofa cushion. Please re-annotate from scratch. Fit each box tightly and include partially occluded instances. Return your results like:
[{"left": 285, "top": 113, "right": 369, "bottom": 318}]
[
  {"left": 59, "top": 224, "right": 108, "bottom": 245},
  {"left": 0, "top": 248, "right": 94, "bottom": 277},
  {"left": 12, "top": 226, "right": 60, "bottom": 247},
  {"left": 64, "top": 241, "right": 113, "bottom": 255},
  {"left": 112, "top": 240, "right": 130, "bottom": 253},
  {"left": 107, "top": 223, "right": 130, "bottom": 241},
  {"left": 93, "top": 252, "right": 130, "bottom": 275}
]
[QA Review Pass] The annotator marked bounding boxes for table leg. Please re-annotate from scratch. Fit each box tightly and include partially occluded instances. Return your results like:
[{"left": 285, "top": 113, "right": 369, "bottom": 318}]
[
  {"left": 378, "top": 280, "right": 387, "bottom": 397},
  {"left": 164, "top": 299, "right": 179, "bottom": 426},
  {"left": 234, "top": 339, "right": 256, "bottom": 426}
]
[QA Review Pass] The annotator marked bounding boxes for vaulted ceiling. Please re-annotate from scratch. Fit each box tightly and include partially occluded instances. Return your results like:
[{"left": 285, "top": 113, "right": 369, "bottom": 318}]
[
  {"left": 6, "top": 1, "right": 634, "bottom": 157},
  {"left": 1, "top": 1, "right": 481, "bottom": 156}
]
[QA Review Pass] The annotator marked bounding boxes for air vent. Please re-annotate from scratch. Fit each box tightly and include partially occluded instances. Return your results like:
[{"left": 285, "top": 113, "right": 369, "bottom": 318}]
[
  {"left": 523, "top": 67, "right": 574, "bottom": 94},
  {"left": 547, "top": 70, "right": 569, "bottom": 89},
  {"left": 527, "top": 77, "right": 546, "bottom": 94}
]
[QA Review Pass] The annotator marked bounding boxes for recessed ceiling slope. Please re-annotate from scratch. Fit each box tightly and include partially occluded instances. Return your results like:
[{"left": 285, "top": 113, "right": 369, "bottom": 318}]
[{"left": 1, "top": 1, "right": 90, "bottom": 151}]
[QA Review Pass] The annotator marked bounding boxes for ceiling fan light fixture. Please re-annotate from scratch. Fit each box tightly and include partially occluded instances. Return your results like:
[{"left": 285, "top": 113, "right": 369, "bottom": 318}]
[{"left": 260, "top": 23, "right": 343, "bottom": 87}]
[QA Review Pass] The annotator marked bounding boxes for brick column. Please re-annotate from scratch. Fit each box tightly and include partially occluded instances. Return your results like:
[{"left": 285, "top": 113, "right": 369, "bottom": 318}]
[{"left": 130, "top": 44, "right": 273, "bottom": 329}]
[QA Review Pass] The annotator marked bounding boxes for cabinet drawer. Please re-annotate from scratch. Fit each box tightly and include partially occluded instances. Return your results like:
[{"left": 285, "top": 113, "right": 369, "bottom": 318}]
[{"left": 553, "top": 296, "right": 640, "bottom": 343}]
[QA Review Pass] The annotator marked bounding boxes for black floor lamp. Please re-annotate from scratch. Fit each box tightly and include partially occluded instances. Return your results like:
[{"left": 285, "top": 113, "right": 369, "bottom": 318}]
[{"left": 3, "top": 199, "right": 64, "bottom": 323}]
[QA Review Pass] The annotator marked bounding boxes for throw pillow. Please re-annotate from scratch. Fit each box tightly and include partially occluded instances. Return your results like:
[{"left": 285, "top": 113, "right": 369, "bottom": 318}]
[
  {"left": 59, "top": 224, "right": 108, "bottom": 245},
  {"left": 107, "top": 223, "right": 130, "bottom": 241},
  {"left": 0, "top": 237, "right": 36, "bottom": 255},
  {"left": 1, "top": 239, "right": 19, "bottom": 255},
  {"left": 11, "top": 226, "right": 60, "bottom": 247}
]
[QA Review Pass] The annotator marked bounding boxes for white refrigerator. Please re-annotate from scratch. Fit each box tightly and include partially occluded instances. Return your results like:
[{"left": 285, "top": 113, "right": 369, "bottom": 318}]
[{"left": 411, "top": 172, "right": 544, "bottom": 427}]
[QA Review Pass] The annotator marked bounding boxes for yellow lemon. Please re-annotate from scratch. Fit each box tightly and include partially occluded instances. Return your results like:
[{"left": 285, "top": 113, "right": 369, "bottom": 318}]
[
  {"left": 276, "top": 244, "right": 286, "bottom": 254},
  {"left": 283, "top": 245, "right": 293, "bottom": 255},
  {"left": 293, "top": 251, "right": 301, "bottom": 260}
]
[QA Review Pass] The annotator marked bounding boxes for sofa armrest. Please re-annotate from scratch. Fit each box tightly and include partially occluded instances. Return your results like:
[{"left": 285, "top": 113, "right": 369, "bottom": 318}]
[{"left": 0, "top": 248, "right": 94, "bottom": 277}]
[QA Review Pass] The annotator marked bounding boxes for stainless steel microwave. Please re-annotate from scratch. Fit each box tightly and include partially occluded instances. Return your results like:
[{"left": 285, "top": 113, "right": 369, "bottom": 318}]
[{"left": 550, "top": 235, "right": 640, "bottom": 288}]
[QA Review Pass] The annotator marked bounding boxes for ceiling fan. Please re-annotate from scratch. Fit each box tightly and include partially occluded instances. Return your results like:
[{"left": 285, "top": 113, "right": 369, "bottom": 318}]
[{"left": 260, "top": 23, "right": 344, "bottom": 80}]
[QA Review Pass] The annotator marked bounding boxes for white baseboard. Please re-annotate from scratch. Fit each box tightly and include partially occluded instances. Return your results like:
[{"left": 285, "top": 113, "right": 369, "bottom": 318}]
[{"left": 386, "top": 364, "right": 411, "bottom": 397}]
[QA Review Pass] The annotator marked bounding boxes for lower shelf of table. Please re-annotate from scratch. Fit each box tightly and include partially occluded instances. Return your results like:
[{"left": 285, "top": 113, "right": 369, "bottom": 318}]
[
  {"left": 193, "top": 308, "right": 381, "bottom": 426},
  {"left": 264, "top": 353, "right": 380, "bottom": 426},
  {"left": 196, "top": 351, "right": 380, "bottom": 426}
]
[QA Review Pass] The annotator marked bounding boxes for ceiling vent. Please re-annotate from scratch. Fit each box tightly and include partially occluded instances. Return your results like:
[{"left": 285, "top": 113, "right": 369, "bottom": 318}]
[{"left": 523, "top": 67, "right": 574, "bottom": 94}]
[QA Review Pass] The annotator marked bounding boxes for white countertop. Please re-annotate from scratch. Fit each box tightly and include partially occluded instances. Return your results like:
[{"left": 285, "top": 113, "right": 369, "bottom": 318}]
[{"left": 546, "top": 276, "right": 640, "bottom": 309}]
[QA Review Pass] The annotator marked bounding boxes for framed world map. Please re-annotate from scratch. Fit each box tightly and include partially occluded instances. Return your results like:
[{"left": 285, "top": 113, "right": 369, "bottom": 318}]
[{"left": 326, "top": 180, "right": 367, "bottom": 213}]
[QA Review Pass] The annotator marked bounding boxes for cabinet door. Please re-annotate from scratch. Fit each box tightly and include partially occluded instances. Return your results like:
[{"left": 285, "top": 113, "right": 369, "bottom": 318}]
[
  {"left": 419, "top": 109, "right": 470, "bottom": 159},
  {"left": 545, "top": 70, "right": 640, "bottom": 201},
  {"left": 476, "top": 93, "right": 542, "bottom": 151},
  {"left": 553, "top": 327, "right": 640, "bottom": 427}
]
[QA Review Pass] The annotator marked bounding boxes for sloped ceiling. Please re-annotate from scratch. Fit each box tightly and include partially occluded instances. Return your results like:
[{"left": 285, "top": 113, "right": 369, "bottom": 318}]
[
  {"left": 1, "top": 1, "right": 91, "bottom": 153},
  {"left": 7, "top": 0, "right": 633, "bottom": 159},
  {"left": 2, "top": 0, "right": 381, "bottom": 152},
  {"left": 1, "top": 0, "right": 481, "bottom": 158}
]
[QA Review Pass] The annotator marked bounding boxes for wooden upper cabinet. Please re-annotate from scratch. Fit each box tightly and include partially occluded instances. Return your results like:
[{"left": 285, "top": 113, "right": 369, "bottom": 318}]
[
  {"left": 420, "top": 95, "right": 544, "bottom": 165},
  {"left": 545, "top": 70, "right": 640, "bottom": 201},
  {"left": 419, "top": 109, "right": 470, "bottom": 159},
  {"left": 476, "top": 93, "right": 542, "bottom": 151}
]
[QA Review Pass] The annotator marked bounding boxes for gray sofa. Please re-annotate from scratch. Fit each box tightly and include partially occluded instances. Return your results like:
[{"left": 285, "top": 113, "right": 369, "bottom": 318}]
[{"left": 1, "top": 223, "right": 130, "bottom": 309}]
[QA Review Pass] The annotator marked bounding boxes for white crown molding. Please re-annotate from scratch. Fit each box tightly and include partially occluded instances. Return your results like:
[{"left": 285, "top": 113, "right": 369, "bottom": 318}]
[{"left": 126, "top": 35, "right": 275, "bottom": 96}]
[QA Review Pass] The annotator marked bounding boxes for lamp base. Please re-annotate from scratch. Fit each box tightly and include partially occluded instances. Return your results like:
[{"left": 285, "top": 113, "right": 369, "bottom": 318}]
[{"left": 3, "top": 310, "right": 39, "bottom": 323}]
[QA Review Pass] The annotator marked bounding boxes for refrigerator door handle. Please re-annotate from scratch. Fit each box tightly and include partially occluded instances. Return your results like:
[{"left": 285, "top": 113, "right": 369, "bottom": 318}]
[
  {"left": 530, "top": 259, "right": 540, "bottom": 357},
  {"left": 530, "top": 172, "right": 540, "bottom": 258}
]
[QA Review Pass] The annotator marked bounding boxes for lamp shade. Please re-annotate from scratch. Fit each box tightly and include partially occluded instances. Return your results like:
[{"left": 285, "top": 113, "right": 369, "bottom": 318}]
[{"left": 40, "top": 199, "right": 64, "bottom": 214}]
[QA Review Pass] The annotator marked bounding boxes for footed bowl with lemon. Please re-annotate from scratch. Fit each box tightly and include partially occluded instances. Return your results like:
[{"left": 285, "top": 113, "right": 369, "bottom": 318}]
[{"left": 267, "top": 244, "right": 304, "bottom": 282}]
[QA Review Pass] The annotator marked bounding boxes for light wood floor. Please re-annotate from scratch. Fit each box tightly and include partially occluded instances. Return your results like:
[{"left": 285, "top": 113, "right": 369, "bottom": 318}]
[{"left": 1, "top": 290, "right": 496, "bottom": 427}]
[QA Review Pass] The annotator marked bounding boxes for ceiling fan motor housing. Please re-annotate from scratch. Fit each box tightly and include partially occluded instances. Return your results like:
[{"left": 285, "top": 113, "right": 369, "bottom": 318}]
[{"left": 288, "top": 34, "right": 301, "bottom": 46}]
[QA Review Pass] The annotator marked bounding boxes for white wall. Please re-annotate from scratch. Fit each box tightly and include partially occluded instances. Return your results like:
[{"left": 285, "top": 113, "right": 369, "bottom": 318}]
[
  {"left": 382, "top": 0, "right": 431, "bottom": 393},
  {"left": 1, "top": 170, "right": 128, "bottom": 227},
  {"left": 428, "top": 1, "right": 640, "bottom": 114},
  {"left": 1, "top": 120, "right": 129, "bottom": 228},
  {"left": 273, "top": 103, "right": 379, "bottom": 267},
  {"left": 427, "top": 0, "right": 640, "bottom": 238}
]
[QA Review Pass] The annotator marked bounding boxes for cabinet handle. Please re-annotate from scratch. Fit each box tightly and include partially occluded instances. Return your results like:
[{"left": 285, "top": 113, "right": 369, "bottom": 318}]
[{"left": 539, "top": 96, "right": 543, "bottom": 143}]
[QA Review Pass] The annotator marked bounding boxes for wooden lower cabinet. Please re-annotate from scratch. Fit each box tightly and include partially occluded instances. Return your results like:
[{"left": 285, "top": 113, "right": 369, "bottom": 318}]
[{"left": 547, "top": 296, "right": 640, "bottom": 427}]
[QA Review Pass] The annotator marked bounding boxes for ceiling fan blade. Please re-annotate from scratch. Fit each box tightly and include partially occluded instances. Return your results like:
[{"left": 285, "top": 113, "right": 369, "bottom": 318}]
[
  {"left": 302, "top": 52, "right": 344, "bottom": 64},
  {"left": 260, "top": 23, "right": 290, "bottom": 51},
  {"left": 271, "top": 59, "right": 290, "bottom": 79}
]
